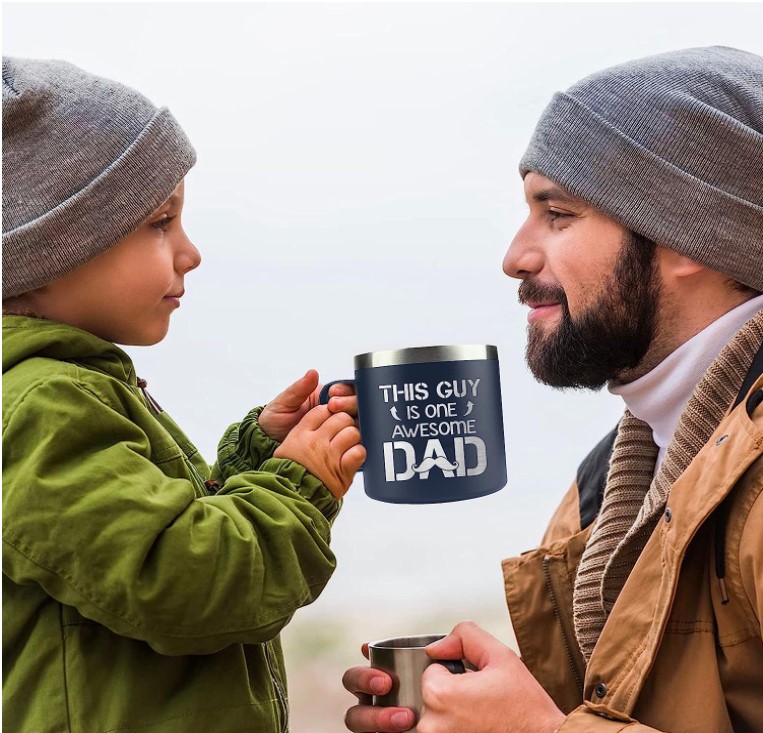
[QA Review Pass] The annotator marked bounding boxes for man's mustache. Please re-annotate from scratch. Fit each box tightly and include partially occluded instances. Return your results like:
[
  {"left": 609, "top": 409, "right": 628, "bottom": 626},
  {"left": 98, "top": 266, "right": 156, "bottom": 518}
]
[
  {"left": 518, "top": 278, "right": 566, "bottom": 306},
  {"left": 412, "top": 457, "right": 460, "bottom": 473}
]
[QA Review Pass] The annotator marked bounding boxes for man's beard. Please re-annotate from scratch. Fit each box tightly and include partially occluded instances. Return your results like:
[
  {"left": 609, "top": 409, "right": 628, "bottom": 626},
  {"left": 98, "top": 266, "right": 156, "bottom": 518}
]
[{"left": 519, "top": 231, "right": 660, "bottom": 390}]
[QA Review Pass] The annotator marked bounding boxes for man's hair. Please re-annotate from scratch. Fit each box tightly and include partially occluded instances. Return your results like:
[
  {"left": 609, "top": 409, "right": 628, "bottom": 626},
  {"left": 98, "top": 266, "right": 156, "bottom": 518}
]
[
  {"left": 728, "top": 280, "right": 763, "bottom": 298},
  {"left": 626, "top": 230, "right": 761, "bottom": 299}
]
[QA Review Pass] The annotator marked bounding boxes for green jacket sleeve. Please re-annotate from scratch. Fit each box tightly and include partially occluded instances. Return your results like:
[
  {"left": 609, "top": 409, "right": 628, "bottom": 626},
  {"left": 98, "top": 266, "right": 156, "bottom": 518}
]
[
  {"left": 207, "top": 405, "right": 341, "bottom": 523},
  {"left": 210, "top": 405, "right": 277, "bottom": 482},
  {"left": 2, "top": 375, "right": 338, "bottom": 656}
]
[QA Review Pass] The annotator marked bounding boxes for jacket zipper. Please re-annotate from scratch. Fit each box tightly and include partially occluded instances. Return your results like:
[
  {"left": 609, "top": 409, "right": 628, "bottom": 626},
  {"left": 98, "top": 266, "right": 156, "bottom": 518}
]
[
  {"left": 542, "top": 555, "right": 585, "bottom": 697},
  {"left": 135, "top": 377, "right": 209, "bottom": 497},
  {"left": 263, "top": 641, "right": 289, "bottom": 733}
]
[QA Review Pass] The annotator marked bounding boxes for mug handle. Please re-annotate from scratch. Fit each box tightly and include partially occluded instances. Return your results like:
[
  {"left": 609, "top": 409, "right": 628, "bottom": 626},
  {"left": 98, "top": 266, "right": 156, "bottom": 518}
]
[
  {"left": 318, "top": 379, "right": 356, "bottom": 406},
  {"left": 319, "top": 379, "right": 364, "bottom": 473},
  {"left": 434, "top": 660, "right": 466, "bottom": 674}
]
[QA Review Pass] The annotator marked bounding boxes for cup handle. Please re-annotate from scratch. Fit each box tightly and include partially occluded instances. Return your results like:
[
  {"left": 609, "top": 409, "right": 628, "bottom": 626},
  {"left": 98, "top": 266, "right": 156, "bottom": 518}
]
[
  {"left": 434, "top": 660, "right": 466, "bottom": 674},
  {"left": 318, "top": 379, "right": 364, "bottom": 473},
  {"left": 319, "top": 379, "right": 356, "bottom": 406}
]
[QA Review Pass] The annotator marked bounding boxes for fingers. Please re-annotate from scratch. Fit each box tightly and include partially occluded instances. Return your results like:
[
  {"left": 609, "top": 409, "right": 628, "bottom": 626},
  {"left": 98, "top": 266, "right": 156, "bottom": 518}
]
[
  {"left": 328, "top": 394, "right": 359, "bottom": 416},
  {"left": 298, "top": 404, "right": 336, "bottom": 430},
  {"left": 426, "top": 621, "right": 513, "bottom": 670},
  {"left": 342, "top": 665, "right": 392, "bottom": 698},
  {"left": 328, "top": 382, "right": 357, "bottom": 398},
  {"left": 341, "top": 444, "right": 367, "bottom": 474},
  {"left": 323, "top": 411, "right": 357, "bottom": 439},
  {"left": 421, "top": 660, "right": 462, "bottom": 701},
  {"left": 332, "top": 424, "right": 362, "bottom": 454},
  {"left": 341, "top": 651, "right": 416, "bottom": 732},
  {"left": 344, "top": 704, "right": 416, "bottom": 733},
  {"left": 272, "top": 369, "right": 320, "bottom": 410},
  {"left": 301, "top": 406, "right": 359, "bottom": 439}
]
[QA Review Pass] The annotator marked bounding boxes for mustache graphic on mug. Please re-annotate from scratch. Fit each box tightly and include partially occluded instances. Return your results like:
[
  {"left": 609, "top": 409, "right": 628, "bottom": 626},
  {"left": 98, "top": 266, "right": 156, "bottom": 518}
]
[{"left": 411, "top": 456, "right": 460, "bottom": 473}]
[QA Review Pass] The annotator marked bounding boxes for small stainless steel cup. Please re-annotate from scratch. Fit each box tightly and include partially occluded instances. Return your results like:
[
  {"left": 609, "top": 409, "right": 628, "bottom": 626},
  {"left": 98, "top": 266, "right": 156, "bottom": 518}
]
[{"left": 368, "top": 635, "right": 465, "bottom": 731}]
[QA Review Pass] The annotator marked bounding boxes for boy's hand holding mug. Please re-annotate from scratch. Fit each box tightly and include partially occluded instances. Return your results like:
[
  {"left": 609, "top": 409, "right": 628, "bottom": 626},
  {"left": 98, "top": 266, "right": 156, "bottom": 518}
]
[
  {"left": 267, "top": 370, "right": 365, "bottom": 498},
  {"left": 259, "top": 369, "right": 358, "bottom": 443}
]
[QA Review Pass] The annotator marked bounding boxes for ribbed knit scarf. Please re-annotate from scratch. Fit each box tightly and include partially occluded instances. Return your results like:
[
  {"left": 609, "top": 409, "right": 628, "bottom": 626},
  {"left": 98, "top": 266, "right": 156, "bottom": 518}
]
[{"left": 572, "top": 309, "right": 763, "bottom": 662}]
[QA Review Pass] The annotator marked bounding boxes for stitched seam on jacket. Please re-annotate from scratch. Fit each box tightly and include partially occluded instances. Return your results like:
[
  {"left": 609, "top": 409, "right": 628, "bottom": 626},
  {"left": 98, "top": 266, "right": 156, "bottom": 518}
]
[
  {"left": 59, "top": 605, "right": 74, "bottom": 732},
  {"left": 620, "top": 537, "right": 672, "bottom": 710},
  {"left": 2, "top": 536, "right": 329, "bottom": 636},
  {"left": 2, "top": 362, "right": 79, "bottom": 431},
  {"left": 718, "top": 629, "right": 759, "bottom": 646},
  {"left": 726, "top": 470, "right": 763, "bottom": 630},
  {"left": 70, "top": 378, "right": 187, "bottom": 466},
  {"left": 89, "top": 700, "right": 279, "bottom": 733},
  {"left": 664, "top": 620, "right": 715, "bottom": 634}
]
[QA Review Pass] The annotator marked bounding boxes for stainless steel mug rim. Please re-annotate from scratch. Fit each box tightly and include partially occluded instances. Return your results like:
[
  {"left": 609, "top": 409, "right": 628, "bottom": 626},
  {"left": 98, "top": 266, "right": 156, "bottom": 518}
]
[
  {"left": 369, "top": 634, "right": 446, "bottom": 650},
  {"left": 354, "top": 345, "right": 498, "bottom": 369}
]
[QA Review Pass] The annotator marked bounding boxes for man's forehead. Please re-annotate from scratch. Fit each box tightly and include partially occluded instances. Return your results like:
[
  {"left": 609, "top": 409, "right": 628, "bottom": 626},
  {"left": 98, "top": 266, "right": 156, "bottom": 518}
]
[{"left": 523, "top": 172, "right": 585, "bottom": 207}]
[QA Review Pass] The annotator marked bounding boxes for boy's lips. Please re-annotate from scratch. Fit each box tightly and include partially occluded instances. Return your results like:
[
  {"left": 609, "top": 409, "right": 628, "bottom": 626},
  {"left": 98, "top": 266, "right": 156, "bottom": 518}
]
[{"left": 164, "top": 290, "right": 184, "bottom": 307}]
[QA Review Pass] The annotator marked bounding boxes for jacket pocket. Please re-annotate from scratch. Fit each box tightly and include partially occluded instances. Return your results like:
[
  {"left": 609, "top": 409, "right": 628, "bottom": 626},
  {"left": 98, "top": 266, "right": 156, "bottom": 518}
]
[{"left": 60, "top": 619, "right": 278, "bottom": 732}]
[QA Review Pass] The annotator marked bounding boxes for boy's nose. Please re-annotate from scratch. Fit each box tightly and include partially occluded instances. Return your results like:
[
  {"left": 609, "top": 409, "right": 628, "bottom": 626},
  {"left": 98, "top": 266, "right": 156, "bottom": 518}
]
[{"left": 177, "top": 232, "right": 201, "bottom": 273}]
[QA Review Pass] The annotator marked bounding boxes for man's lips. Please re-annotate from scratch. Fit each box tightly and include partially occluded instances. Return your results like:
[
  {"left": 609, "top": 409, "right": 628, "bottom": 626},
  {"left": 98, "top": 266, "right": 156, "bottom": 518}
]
[{"left": 526, "top": 301, "right": 561, "bottom": 323}]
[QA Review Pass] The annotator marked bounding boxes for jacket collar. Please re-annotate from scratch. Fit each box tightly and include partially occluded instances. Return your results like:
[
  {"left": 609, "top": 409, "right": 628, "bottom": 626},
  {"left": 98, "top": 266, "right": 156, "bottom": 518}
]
[{"left": 2, "top": 315, "right": 136, "bottom": 384}]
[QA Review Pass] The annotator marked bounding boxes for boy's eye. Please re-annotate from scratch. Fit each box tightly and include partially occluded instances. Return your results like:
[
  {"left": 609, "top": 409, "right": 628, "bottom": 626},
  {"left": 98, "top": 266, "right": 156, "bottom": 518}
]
[{"left": 151, "top": 215, "right": 175, "bottom": 230}]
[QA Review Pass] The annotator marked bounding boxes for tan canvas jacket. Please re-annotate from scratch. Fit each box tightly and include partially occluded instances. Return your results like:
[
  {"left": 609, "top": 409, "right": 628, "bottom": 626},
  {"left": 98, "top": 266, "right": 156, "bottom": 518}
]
[{"left": 502, "top": 367, "right": 763, "bottom": 733}]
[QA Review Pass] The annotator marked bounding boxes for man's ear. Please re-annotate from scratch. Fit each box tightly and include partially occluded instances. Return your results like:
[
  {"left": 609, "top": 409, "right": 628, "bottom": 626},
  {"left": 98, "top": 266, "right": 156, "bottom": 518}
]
[{"left": 656, "top": 246, "right": 705, "bottom": 282}]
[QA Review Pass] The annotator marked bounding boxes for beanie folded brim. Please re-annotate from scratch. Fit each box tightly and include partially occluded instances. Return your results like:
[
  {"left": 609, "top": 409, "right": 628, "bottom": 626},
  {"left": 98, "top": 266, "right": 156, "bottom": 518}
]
[
  {"left": 3, "top": 107, "right": 196, "bottom": 298},
  {"left": 520, "top": 92, "right": 763, "bottom": 292}
]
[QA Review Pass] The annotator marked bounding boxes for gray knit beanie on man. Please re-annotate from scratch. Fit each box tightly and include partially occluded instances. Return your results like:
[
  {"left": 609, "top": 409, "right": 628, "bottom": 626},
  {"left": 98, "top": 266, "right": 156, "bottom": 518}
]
[
  {"left": 520, "top": 46, "right": 763, "bottom": 292},
  {"left": 2, "top": 57, "right": 196, "bottom": 298}
]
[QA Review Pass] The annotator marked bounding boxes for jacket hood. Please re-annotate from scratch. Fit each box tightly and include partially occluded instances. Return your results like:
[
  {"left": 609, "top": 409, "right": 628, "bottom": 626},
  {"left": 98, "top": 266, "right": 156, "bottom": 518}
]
[{"left": 2, "top": 315, "right": 135, "bottom": 383}]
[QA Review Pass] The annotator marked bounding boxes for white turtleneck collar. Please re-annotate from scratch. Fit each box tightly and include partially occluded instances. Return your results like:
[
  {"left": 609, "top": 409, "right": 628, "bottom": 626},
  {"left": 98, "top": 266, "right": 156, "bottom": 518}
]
[{"left": 609, "top": 295, "right": 763, "bottom": 468}]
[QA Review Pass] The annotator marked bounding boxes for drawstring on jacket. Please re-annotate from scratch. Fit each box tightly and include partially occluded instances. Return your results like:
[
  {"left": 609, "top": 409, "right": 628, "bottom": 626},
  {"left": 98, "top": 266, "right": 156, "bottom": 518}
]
[
  {"left": 136, "top": 378, "right": 163, "bottom": 414},
  {"left": 714, "top": 504, "right": 730, "bottom": 606}
]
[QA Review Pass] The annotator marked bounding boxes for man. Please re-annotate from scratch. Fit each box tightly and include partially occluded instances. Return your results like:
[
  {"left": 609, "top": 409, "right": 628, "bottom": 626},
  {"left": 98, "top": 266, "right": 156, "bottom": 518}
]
[{"left": 342, "top": 46, "right": 763, "bottom": 733}]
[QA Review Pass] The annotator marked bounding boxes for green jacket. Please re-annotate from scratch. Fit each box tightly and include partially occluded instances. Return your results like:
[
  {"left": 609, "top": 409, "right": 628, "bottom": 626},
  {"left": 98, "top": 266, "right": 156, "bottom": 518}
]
[{"left": 2, "top": 315, "right": 341, "bottom": 733}]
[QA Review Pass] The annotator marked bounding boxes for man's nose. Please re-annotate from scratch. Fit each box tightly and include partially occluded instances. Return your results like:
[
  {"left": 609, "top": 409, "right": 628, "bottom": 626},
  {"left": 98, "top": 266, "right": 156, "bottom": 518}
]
[{"left": 503, "top": 220, "right": 544, "bottom": 280}]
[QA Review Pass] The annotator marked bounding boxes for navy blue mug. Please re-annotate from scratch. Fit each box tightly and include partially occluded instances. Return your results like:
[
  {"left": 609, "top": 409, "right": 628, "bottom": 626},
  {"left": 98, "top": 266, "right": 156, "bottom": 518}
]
[{"left": 320, "top": 344, "right": 506, "bottom": 504}]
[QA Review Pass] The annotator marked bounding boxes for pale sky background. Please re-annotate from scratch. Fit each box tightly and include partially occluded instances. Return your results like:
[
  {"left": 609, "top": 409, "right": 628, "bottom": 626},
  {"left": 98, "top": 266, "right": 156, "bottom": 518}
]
[{"left": 4, "top": 0, "right": 763, "bottom": 691}]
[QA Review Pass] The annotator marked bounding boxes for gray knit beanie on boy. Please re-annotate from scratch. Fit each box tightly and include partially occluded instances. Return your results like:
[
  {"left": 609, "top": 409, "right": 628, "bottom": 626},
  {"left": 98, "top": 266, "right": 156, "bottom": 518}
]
[
  {"left": 520, "top": 46, "right": 763, "bottom": 292},
  {"left": 2, "top": 57, "right": 196, "bottom": 298}
]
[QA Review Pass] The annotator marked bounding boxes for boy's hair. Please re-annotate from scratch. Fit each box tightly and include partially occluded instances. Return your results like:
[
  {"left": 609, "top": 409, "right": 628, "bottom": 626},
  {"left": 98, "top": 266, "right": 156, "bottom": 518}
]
[{"left": 2, "top": 57, "right": 196, "bottom": 299}]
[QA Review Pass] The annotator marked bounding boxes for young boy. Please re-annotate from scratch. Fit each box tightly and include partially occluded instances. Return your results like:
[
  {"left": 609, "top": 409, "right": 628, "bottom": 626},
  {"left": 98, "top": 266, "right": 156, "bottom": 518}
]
[{"left": 2, "top": 56, "right": 365, "bottom": 733}]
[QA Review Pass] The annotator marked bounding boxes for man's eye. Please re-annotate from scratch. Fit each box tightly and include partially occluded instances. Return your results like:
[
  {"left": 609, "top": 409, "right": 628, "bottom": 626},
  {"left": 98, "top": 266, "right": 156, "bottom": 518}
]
[{"left": 548, "top": 209, "right": 572, "bottom": 222}]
